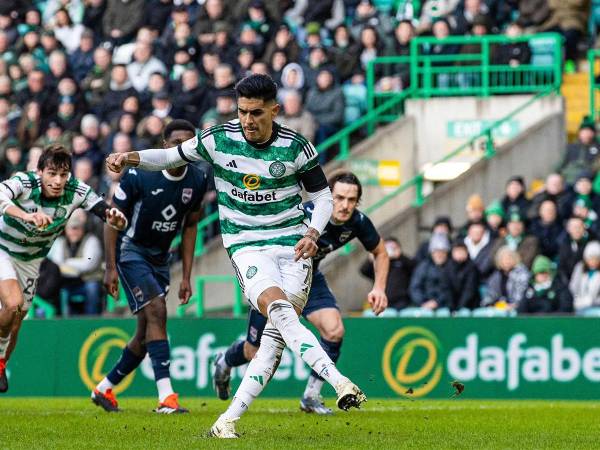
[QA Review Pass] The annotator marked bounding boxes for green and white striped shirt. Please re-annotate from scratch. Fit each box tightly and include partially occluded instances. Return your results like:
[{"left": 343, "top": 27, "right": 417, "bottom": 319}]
[
  {"left": 0, "top": 172, "right": 102, "bottom": 261},
  {"left": 140, "top": 120, "right": 319, "bottom": 256}
]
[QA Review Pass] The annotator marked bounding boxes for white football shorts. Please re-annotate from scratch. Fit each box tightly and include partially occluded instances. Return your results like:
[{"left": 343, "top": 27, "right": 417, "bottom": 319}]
[{"left": 0, "top": 247, "right": 42, "bottom": 311}]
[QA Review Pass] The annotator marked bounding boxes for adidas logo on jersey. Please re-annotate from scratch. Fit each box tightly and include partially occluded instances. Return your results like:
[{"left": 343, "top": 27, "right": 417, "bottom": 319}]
[{"left": 226, "top": 160, "right": 238, "bottom": 168}]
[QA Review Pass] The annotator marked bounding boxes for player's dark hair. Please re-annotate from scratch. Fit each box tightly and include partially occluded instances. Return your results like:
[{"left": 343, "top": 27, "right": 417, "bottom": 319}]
[
  {"left": 328, "top": 171, "right": 363, "bottom": 202},
  {"left": 234, "top": 74, "right": 278, "bottom": 102},
  {"left": 163, "top": 119, "right": 196, "bottom": 141},
  {"left": 38, "top": 144, "right": 72, "bottom": 172}
]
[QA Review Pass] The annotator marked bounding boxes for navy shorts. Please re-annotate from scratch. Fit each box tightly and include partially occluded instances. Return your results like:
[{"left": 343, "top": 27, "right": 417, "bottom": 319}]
[
  {"left": 245, "top": 269, "right": 337, "bottom": 346},
  {"left": 117, "top": 250, "right": 170, "bottom": 314}
]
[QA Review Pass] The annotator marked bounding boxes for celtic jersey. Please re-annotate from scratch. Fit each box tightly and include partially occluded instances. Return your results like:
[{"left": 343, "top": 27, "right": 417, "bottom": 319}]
[
  {"left": 0, "top": 172, "right": 102, "bottom": 261},
  {"left": 173, "top": 120, "right": 317, "bottom": 256}
]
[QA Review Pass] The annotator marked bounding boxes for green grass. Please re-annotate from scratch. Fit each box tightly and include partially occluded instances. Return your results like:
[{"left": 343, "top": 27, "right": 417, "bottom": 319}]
[{"left": 1, "top": 398, "right": 599, "bottom": 449}]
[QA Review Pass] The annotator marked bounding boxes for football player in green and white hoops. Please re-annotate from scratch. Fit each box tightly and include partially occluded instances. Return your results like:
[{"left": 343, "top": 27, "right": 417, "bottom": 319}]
[{"left": 0, "top": 144, "right": 127, "bottom": 393}]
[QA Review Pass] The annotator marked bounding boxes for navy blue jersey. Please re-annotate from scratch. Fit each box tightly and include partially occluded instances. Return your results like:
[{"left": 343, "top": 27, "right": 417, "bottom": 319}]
[
  {"left": 113, "top": 166, "right": 207, "bottom": 263},
  {"left": 304, "top": 202, "right": 381, "bottom": 270}
]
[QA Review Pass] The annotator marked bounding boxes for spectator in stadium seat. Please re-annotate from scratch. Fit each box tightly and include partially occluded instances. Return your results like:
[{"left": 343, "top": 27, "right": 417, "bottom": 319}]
[
  {"left": 236, "top": 47, "right": 257, "bottom": 81},
  {"left": 69, "top": 28, "right": 95, "bottom": 83},
  {"left": 278, "top": 62, "right": 306, "bottom": 104},
  {"left": 51, "top": 8, "right": 85, "bottom": 54},
  {"left": 569, "top": 241, "right": 600, "bottom": 313},
  {"left": 360, "top": 237, "right": 415, "bottom": 310},
  {"left": 464, "top": 220, "right": 495, "bottom": 279},
  {"left": 557, "top": 119, "right": 600, "bottom": 186},
  {"left": 457, "top": 194, "right": 485, "bottom": 237},
  {"left": 193, "top": 0, "right": 228, "bottom": 48},
  {"left": 492, "top": 22, "right": 532, "bottom": 67},
  {"left": 515, "top": 0, "right": 551, "bottom": 29},
  {"left": 80, "top": 114, "right": 103, "bottom": 154},
  {"left": 102, "top": 0, "right": 145, "bottom": 44},
  {"left": 82, "top": 0, "right": 107, "bottom": 38},
  {"left": 530, "top": 199, "right": 563, "bottom": 259},
  {"left": 558, "top": 216, "right": 593, "bottom": 282},
  {"left": 451, "top": 0, "right": 495, "bottom": 35},
  {"left": 73, "top": 157, "right": 100, "bottom": 192},
  {"left": 48, "top": 211, "right": 104, "bottom": 315},
  {"left": 212, "top": 22, "right": 237, "bottom": 67},
  {"left": 47, "top": 50, "right": 72, "bottom": 90},
  {"left": 409, "top": 233, "right": 453, "bottom": 311},
  {"left": 16, "top": 69, "right": 55, "bottom": 116},
  {"left": 201, "top": 92, "right": 238, "bottom": 128},
  {"left": 482, "top": 246, "right": 530, "bottom": 308},
  {"left": 0, "top": 139, "right": 25, "bottom": 179},
  {"left": 199, "top": 50, "right": 221, "bottom": 85},
  {"left": 15, "top": 101, "right": 43, "bottom": 150},
  {"left": 501, "top": 175, "right": 531, "bottom": 222},
  {"left": 286, "top": 0, "right": 344, "bottom": 30},
  {"left": 416, "top": 215, "right": 454, "bottom": 263},
  {"left": 447, "top": 239, "right": 480, "bottom": 310},
  {"left": 172, "top": 68, "right": 208, "bottom": 125},
  {"left": 302, "top": 46, "right": 336, "bottom": 89},
  {"left": 305, "top": 68, "right": 345, "bottom": 149},
  {"left": 102, "top": 65, "right": 136, "bottom": 122},
  {"left": 0, "top": 117, "right": 12, "bottom": 160},
  {"left": 56, "top": 95, "right": 82, "bottom": 132},
  {"left": 350, "top": 0, "right": 394, "bottom": 43},
  {"left": 43, "top": 0, "right": 84, "bottom": 27},
  {"left": 136, "top": 115, "right": 164, "bottom": 149},
  {"left": 278, "top": 90, "right": 317, "bottom": 142},
  {"left": 263, "top": 23, "right": 300, "bottom": 66},
  {"left": 240, "top": 0, "right": 276, "bottom": 42},
  {"left": 80, "top": 46, "right": 112, "bottom": 113},
  {"left": 159, "top": 5, "right": 192, "bottom": 50},
  {"left": 385, "top": 20, "right": 414, "bottom": 89},
  {"left": 490, "top": 210, "right": 539, "bottom": 269},
  {"left": 528, "top": 173, "right": 570, "bottom": 222},
  {"left": 357, "top": 26, "right": 387, "bottom": 75},
  {"left": 236, "top": 23, "right": 265, "bottom": 60},
  {"left": 268, "top": 49, "right": 288, "bottom": 84},
  {"left": 126, "top": 42, "right": 167, "bottom": 93},
  {"left": 565, "top": 171, "right": 600, "bottom": 215},
  {"left": 72, "top": 134, "right": 103, "bottom": 175},
  {"left": 518, "top": 255, "right": 573, "bottom": 314},
  {"left": 427, "top": 18, "right": 461, "bottom": 89},
  {"left": 540, "top": 0, "right": 590, "bottom": 62},
  {"left": 571, "top": 196, "right": 600, "bottom": 237},
  {"left": 26, "top": 146, "right": 43, "bottom": 172}
]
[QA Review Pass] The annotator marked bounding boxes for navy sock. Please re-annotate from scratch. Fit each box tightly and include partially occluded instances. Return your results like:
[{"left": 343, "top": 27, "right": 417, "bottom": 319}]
[
  {"left": 310, "top": 338, "right": 342, "bottom": 380},
  {"left": 147, "top": 340, "right": 171, "bottom": 381},
  {"left": 225, "top": 340, "right": 249, "bottom": 367},
  {"left": 106, "top": 346, "right": 146, "bottom": 385}
]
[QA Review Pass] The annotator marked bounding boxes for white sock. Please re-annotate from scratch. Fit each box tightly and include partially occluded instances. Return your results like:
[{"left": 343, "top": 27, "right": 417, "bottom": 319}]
[
  {"left": 0, "top": 334, "right": 11, "bottom": 359},
  {"left": 303, "top": 374, "right": 325, "bottom": 399},
  {"left": 96, "top": 377, "right": 114, "bottom": 393},
  {"left": 267, "top": 300, "right": 346, "bottom": 388},
  {"left": 222, "top": 324, "right": 285, "bottom": 420},
  {"left": 157, "top": 378, "right": 174, "bottom": 403}
]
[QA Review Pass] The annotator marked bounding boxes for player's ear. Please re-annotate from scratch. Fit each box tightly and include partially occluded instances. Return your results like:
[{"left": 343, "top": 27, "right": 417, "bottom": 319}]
[{"left": 271, "top": 102, "right": 280, "bottom": 119}]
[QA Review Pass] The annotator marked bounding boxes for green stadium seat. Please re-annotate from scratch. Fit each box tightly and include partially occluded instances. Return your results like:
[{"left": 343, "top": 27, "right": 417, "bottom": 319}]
[
  {"left": 577, "top": 307, "right": 600, "bottom": 317},
  {"left": 398, "top": 307, "right": 435, "bottom": 317},
  {"left": 529, "top": 36, "right": 557, "bottom": 67},
  {"left": 454, "top": 308, "right": 472, "bottom": 317},
  {"left": 471, "top": 307, "right": 513, "bottom": 317},
  {"left": 435, "top": 307, "right": 451, "bottom": 317},
  {"left": 60, "top": 289, "right": 86, "bottom": 318}
]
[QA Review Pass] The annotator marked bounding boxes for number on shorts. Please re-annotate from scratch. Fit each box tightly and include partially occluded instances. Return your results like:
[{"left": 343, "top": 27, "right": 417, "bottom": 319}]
[
  {"left": 23, "top": 278, "right": 37, "bottom": 296},
  {"left": 302, "top": 264, "right": 311, "bottom": 293}
]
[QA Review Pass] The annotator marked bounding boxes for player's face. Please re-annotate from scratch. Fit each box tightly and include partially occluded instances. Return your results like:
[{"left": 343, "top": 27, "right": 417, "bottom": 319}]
[
  {"left": 332, "top": 182, "right": 359, "bottom": 223},
  {"left": 39, "top": 165, "right": 70, "bottom": 198},
  {"left": 164, "top": 129, "right": 195, "bottom": 148},
  {"left": 237, "top": 97, "right": 279, "bottom": 143}
]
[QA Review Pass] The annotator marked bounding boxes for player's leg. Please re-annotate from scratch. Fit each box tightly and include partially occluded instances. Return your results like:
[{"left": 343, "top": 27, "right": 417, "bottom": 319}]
[
  {"left": 210, "top": 323, "right": 285, "bottom": 438},
  {"left": 213, "top": 308, "right": 265, "bottom": 400},
  {"left": 92, "top": 311, "right": 147, "bottom": 412},
  {"left": 300, "top": 271, "right": 345, "bottom": 414},
  {"left": 4, "top": 309, "right": 26, "bottom": 362},
  {"left": 240, "top": 249, "right": 364, "bottom": 408}
]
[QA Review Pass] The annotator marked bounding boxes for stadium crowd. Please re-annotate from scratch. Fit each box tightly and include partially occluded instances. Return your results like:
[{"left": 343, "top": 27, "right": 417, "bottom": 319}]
[{"left": 0, "top": 0, "right": 594, "bottom": 315}]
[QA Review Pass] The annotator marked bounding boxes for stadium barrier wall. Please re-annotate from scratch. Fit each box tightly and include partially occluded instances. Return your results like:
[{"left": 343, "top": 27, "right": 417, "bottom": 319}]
[{"left": 8, "top": 317, "right": 600, "bottom": 399}]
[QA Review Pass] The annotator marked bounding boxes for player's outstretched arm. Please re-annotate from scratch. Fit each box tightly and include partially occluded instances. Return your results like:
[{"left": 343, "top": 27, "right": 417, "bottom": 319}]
[
  {"left": 0, "top": 178, "right": 52, "bottom": 228},
  {"left": 367, "top": 239, "right": 389, "bottom": 315},
  {"left": 106, "top": 135, "right": 205, "bottom": 173}
]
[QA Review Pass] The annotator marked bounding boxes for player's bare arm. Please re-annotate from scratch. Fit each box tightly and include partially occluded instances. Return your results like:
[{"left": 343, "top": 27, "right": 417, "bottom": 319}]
[
  {"left": 179, "top": 209, "right": 202, "bottom": 305},
  {"left": 367, "top": 238, "right": 389, "bottom": 315}
]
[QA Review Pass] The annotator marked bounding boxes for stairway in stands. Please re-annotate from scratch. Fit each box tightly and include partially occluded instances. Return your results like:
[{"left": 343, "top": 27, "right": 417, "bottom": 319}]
[{"left": 561, "top": 71, "right": 592, "bottom": 141}]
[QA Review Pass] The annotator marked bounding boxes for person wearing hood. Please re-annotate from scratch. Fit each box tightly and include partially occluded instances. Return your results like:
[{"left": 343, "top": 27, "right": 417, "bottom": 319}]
[
  {"left": 501, "top": 175, "right": 531, "bottom": 222},
  {"left": 557, "top": 119, "right": 600, "bottom": 186},
  {"left": 558, "top": 216, "right": 594, "bottom": 282},
  {"left": 570, "top": 241, "right": 600, "bottom": 313},
  {"left": 409, "top": 233, "right": 453, "bottom": 311},
  {"left": 490, "top": 210, "right": 539, "bottom": 269},
  {"left": 530, "top": 199, "right": 564, "bottom": 259},
  {"left": 277, "top": 62, "right": 306, "bottom": 104},
  {"left": 447, "top": 239, "right": 480, "bottom": 311},
  {"left": 518, "top": 255, "right": 573, "bottom": 314},
  {"left": 304, "top": 68, "right": 345, "bottom": 152}
]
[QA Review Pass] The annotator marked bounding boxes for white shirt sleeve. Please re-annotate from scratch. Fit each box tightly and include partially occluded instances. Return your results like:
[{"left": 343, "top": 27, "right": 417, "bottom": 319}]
[{"left": 137, "top": 132, "right": 214, "bottom": 170}]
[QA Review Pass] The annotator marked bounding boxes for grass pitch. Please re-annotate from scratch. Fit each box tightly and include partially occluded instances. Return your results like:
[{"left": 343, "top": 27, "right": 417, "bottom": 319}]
[{"left": 0, "top": 398, "right": 598, "bottom": 449}]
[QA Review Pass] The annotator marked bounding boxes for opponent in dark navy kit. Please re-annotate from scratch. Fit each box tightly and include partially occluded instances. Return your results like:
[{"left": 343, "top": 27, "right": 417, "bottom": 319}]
[
  {"left": 92, "top": 120, "right": 207, "bottom": 414},
  {"left": 213, "top": 171, "right": 389, "bottom": 414}
]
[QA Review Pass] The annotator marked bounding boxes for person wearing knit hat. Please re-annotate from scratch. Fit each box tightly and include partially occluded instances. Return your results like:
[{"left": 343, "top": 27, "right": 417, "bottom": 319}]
[
  {"left": 569, "top": 241, "right": 600, "bottom": 313},
  {"left": 518, "top": 255, "right": 573, "bottom": 314},
  {"left": 466, "top": 194, "right": 484, "bottom": 220},
  {"left": 572, "top": 194, "right": 599, "bottom": 236},
  {"left": 448, "top": 238, "right": 480, "bottom": 311},
  {"left": 410, "top": 232, "right": 453, "bottom": 311},
  {"left": 415, "top": 215, "right": 453, "bottom": 262},
  {"left": 484, "top": 199, "right": 505, "bottom": 238}
]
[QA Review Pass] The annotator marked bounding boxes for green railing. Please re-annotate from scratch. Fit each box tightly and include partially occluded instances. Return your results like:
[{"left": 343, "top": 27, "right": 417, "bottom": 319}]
[
  {"left": 367, "top": 33, "right": 562, "bottom": 109},
  {"left": 589, "top": 49, "right": 600, "bottom": 121},
  {"left": 339, "top": 87, "right": 558, "bottom": 256},
  {"left": 176, "top": 274, "right": 244, "bottom": 318}
]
